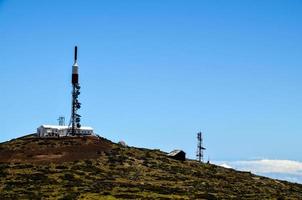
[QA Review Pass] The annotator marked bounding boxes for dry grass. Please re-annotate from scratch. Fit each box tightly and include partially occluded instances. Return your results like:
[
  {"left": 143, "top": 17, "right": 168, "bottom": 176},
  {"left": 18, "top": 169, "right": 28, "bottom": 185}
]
[{"left": 0, "top": 135, "right": 301, "bottom": 199}]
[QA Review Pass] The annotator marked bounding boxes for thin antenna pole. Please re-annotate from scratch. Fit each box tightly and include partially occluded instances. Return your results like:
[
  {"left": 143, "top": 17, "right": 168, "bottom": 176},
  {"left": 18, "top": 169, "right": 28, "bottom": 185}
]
[{"left": 74, "top": 46, "right": 77, "bottom": 61}]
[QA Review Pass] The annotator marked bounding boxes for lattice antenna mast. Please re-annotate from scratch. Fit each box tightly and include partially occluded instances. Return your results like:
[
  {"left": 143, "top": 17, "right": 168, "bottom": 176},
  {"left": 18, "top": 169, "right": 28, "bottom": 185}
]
[
  {"left": 196, "top": 132, "right": 206, "bottom": 163},
  {"left": 70, "top": 46, "right": 81, "bottom": 135},
  {"left": 58, "top": 116, "right": 65, "bottom": 126}
]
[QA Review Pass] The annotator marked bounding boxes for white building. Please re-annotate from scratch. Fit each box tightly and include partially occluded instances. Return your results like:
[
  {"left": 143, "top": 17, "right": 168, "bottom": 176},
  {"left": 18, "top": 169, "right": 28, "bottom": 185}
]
[{"left": 37, "top": 125, "right": 94, "bottom": 137}]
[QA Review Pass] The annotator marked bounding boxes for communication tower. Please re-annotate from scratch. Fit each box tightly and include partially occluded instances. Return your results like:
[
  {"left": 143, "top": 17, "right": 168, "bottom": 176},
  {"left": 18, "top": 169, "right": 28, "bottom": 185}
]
[
  {"left": 69, "top": 46, "right": 81, "bottom": 135},
  {"left": 58, "top": 116, "right": 65, "bottom": 126},
  {"left": 196, "top": 132, "right": 206, "bottom": 163}
]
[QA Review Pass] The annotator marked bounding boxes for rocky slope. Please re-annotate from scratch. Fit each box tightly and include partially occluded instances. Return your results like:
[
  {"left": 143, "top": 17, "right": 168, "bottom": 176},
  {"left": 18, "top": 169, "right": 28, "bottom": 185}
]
[{"left": 0, "top": 134, "right": 301, "bottom": 199}]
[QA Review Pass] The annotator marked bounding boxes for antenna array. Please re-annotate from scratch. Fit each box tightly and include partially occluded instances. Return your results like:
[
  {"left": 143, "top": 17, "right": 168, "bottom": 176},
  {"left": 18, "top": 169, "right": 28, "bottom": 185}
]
[
  {"left": 70, "top": 46, "right": 81, "bottom": 135},
  {"left": 196, "top": 132, "right": 206, "bottom": 163}
]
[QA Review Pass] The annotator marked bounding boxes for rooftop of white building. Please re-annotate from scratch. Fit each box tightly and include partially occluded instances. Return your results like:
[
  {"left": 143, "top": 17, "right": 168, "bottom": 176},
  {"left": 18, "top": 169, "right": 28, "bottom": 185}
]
[{"left": 39, "top": 125, "right": 93, "bottom": 131}]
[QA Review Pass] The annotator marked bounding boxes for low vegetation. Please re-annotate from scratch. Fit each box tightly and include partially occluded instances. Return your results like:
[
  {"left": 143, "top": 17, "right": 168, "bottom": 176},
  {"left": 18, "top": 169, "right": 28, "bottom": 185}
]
[{"left": 0, "top": 135, "right": 301, "bottom": 199}]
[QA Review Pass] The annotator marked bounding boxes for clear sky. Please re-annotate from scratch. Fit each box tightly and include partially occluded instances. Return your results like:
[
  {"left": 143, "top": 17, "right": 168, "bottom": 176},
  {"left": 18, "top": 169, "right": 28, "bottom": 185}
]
[{"left": 0, "top": 0, "right": 302, "bottom": 163}]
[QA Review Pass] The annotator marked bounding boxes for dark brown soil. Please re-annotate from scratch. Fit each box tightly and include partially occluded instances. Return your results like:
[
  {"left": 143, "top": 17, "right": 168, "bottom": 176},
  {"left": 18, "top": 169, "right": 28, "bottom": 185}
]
[{"left": 0, "top": 135, "right": 112, "bottom": 164}]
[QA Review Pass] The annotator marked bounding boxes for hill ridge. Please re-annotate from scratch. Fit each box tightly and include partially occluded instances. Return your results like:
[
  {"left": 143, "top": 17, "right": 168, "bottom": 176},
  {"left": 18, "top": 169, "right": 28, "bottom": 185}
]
[{"left": 0, "top": 134, "right": 301, "bottom": 199}]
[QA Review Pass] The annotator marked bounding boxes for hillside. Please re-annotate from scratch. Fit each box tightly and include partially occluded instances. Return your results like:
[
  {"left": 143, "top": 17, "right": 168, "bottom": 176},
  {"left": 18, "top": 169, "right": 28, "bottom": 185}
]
[{"left": 0, "top": 134, "right": 301, "bottom": 199}]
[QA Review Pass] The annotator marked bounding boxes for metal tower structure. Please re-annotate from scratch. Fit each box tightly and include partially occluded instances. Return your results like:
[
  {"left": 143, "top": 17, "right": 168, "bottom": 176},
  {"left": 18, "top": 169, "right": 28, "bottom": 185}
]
[
  {"left": 70, "top": 46, "right": 81, "bottom": 135},
  {"left": 196, "top": 132, "right": 206, "bottom": 163},
  {"left": 58, "top": 116, "right": 65, "bottom": 126}
]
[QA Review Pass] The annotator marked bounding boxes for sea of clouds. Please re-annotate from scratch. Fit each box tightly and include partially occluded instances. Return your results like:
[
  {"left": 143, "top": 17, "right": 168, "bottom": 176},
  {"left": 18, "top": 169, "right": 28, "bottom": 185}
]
[{"left": 214, "top": 159, "right": 302, "bottom": 184}]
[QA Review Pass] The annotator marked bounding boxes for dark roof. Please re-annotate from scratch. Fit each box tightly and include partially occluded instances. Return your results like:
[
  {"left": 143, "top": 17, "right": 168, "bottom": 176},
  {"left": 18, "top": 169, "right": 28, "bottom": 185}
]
[{"left": 168, "top": 150, "right": 185, "bottom": 157}]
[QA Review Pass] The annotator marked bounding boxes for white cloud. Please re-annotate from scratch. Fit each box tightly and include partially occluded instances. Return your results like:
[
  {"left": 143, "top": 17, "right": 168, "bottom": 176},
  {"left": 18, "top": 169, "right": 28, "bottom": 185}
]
[
  {"left": 220, "top": 163, "right": 232, "bottom": 169},
  {"left": 214, "top": 159, "right": 302, "bottom": 184}
]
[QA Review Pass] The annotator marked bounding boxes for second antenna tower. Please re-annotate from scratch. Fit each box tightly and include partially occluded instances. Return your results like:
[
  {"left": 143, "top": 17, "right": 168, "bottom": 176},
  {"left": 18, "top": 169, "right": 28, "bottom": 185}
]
[{"left": 196, "top": 132, "right": 206, "bottom": 163}]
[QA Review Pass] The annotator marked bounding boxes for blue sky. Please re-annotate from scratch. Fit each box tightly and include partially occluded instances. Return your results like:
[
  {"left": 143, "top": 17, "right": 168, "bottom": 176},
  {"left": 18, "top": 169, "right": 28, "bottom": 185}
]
[{"left": 0, "top": 0, "right": 302, "bottom": 169}]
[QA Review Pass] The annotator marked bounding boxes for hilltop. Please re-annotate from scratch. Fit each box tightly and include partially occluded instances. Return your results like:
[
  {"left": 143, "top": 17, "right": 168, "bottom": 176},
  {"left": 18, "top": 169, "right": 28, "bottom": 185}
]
[{"left": 0, "top": 134, "right": 301, "bottom": 199}]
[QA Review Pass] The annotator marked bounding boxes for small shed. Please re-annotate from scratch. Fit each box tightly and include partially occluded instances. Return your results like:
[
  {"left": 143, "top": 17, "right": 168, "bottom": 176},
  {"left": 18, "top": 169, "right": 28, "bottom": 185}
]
[{"left": 168, "top": 150, "right": 186, "bottom": 161}]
